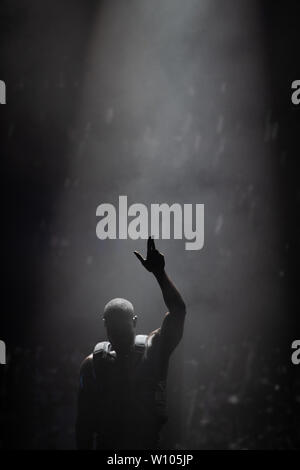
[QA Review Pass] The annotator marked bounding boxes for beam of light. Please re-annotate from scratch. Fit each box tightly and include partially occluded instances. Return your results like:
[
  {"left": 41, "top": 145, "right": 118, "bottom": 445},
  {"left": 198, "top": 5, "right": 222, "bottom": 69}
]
[
  {"left": 46, "top": 0, "right": 280, "bottom": 341},
  {"left": 39, "top": 0, "right": 284, "bottom": 447}
]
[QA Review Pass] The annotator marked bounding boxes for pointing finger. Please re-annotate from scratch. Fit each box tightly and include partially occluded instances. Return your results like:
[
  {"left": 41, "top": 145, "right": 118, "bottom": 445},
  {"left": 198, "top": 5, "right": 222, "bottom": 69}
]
[
  {"left": 150, "top": 237, "right": 156, "bottom": 251},
  {"left": 147, "top": 236, "right": 151, "bottom": 257}
]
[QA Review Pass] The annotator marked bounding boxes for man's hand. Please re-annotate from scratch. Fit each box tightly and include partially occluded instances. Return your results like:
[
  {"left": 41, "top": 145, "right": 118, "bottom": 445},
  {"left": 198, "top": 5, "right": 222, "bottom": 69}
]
[
  {"left": 135, "top": 237, "right": 186, "bottom": 356},
  {"left": 134, "top": 236, "right": 165, "bottom": 276}
]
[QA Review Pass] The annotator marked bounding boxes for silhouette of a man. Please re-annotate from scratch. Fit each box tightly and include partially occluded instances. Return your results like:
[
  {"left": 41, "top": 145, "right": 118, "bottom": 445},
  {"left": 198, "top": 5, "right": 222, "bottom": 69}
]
[{"left": 76, "top": 237, "right": 186, "bottom": 450}]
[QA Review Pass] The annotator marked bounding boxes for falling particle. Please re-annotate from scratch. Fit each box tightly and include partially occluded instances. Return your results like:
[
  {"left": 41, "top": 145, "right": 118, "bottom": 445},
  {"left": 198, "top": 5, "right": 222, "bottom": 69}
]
[
  {"left": 221, "top": 82, "right": 227, "bottom": 93},
  {"left": 272, "top": 122, "right": 279, "bottom": 140},
  {"left": 64, "top": 178, "right": 71, "bottom": 189},
  {"left": 215, "top": 215, "right": 223, "bottom": 235},
  {"left": 182, "top": 113, "right": 193, "bottom": 134},
  {"left": 260, "top": 377, "right": 269, "bottom": 385},
  {"left": 86, "top": 256, "right": 93, "bottom": 266},
  {"left": 217, "top": 138, "right": 225, "bottom": 156},
  {"left": 194, "top": 134, "right": 201, "bottom": 151},
  {"left": 200, "top": 418, "right": 210, "bottom": 426},
  {"left": 228, "top": 395, "right": 239, "bottom": 405},
  {"left": 105, "top": 108, "right": 114, "bottom": 124},
  {"left": 217, "top": 115, "right": 224, "bottom": 134},
  {"left": 228, "top": 442, "right": 239, "bottom": 450},
  {"left": 61, "top": 238, "right": 69, "bottom": 248},
  {"left": 264, "top": 112, "right": 278, "bottom": 143}
]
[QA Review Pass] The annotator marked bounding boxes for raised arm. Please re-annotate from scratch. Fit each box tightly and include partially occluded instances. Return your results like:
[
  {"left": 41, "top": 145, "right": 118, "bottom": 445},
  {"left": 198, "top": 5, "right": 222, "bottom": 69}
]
[{"left": 134, "top": 237, "right": 186, "bottom": 354}]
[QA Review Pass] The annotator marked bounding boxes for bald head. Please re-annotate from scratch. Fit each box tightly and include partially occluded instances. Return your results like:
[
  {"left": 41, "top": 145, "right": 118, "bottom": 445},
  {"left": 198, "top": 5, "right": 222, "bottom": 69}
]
[
  {"left": 103, "top": 298, "right": 135, "bottom": 321},
  {"left": 103, "top": 298, "right": 136, "bottom": 353}
]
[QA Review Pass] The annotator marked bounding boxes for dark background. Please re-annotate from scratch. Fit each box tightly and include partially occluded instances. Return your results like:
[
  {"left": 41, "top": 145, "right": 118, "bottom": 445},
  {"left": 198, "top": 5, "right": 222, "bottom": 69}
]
[{"left": 0, "top": 0, "right": 300, "bottom": 449}]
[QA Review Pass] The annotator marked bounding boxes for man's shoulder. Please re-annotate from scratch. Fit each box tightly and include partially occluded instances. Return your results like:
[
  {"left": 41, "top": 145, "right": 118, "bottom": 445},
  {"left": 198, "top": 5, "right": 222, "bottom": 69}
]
[
  {"left": 146, "top": 328, "right": 161, "bottom": 348},
  {"left": 78, "top": 354, "right": 96, "bottom": 391},
  {"left": 79, "top": 354, "right": 93, "bottom": 376}
]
